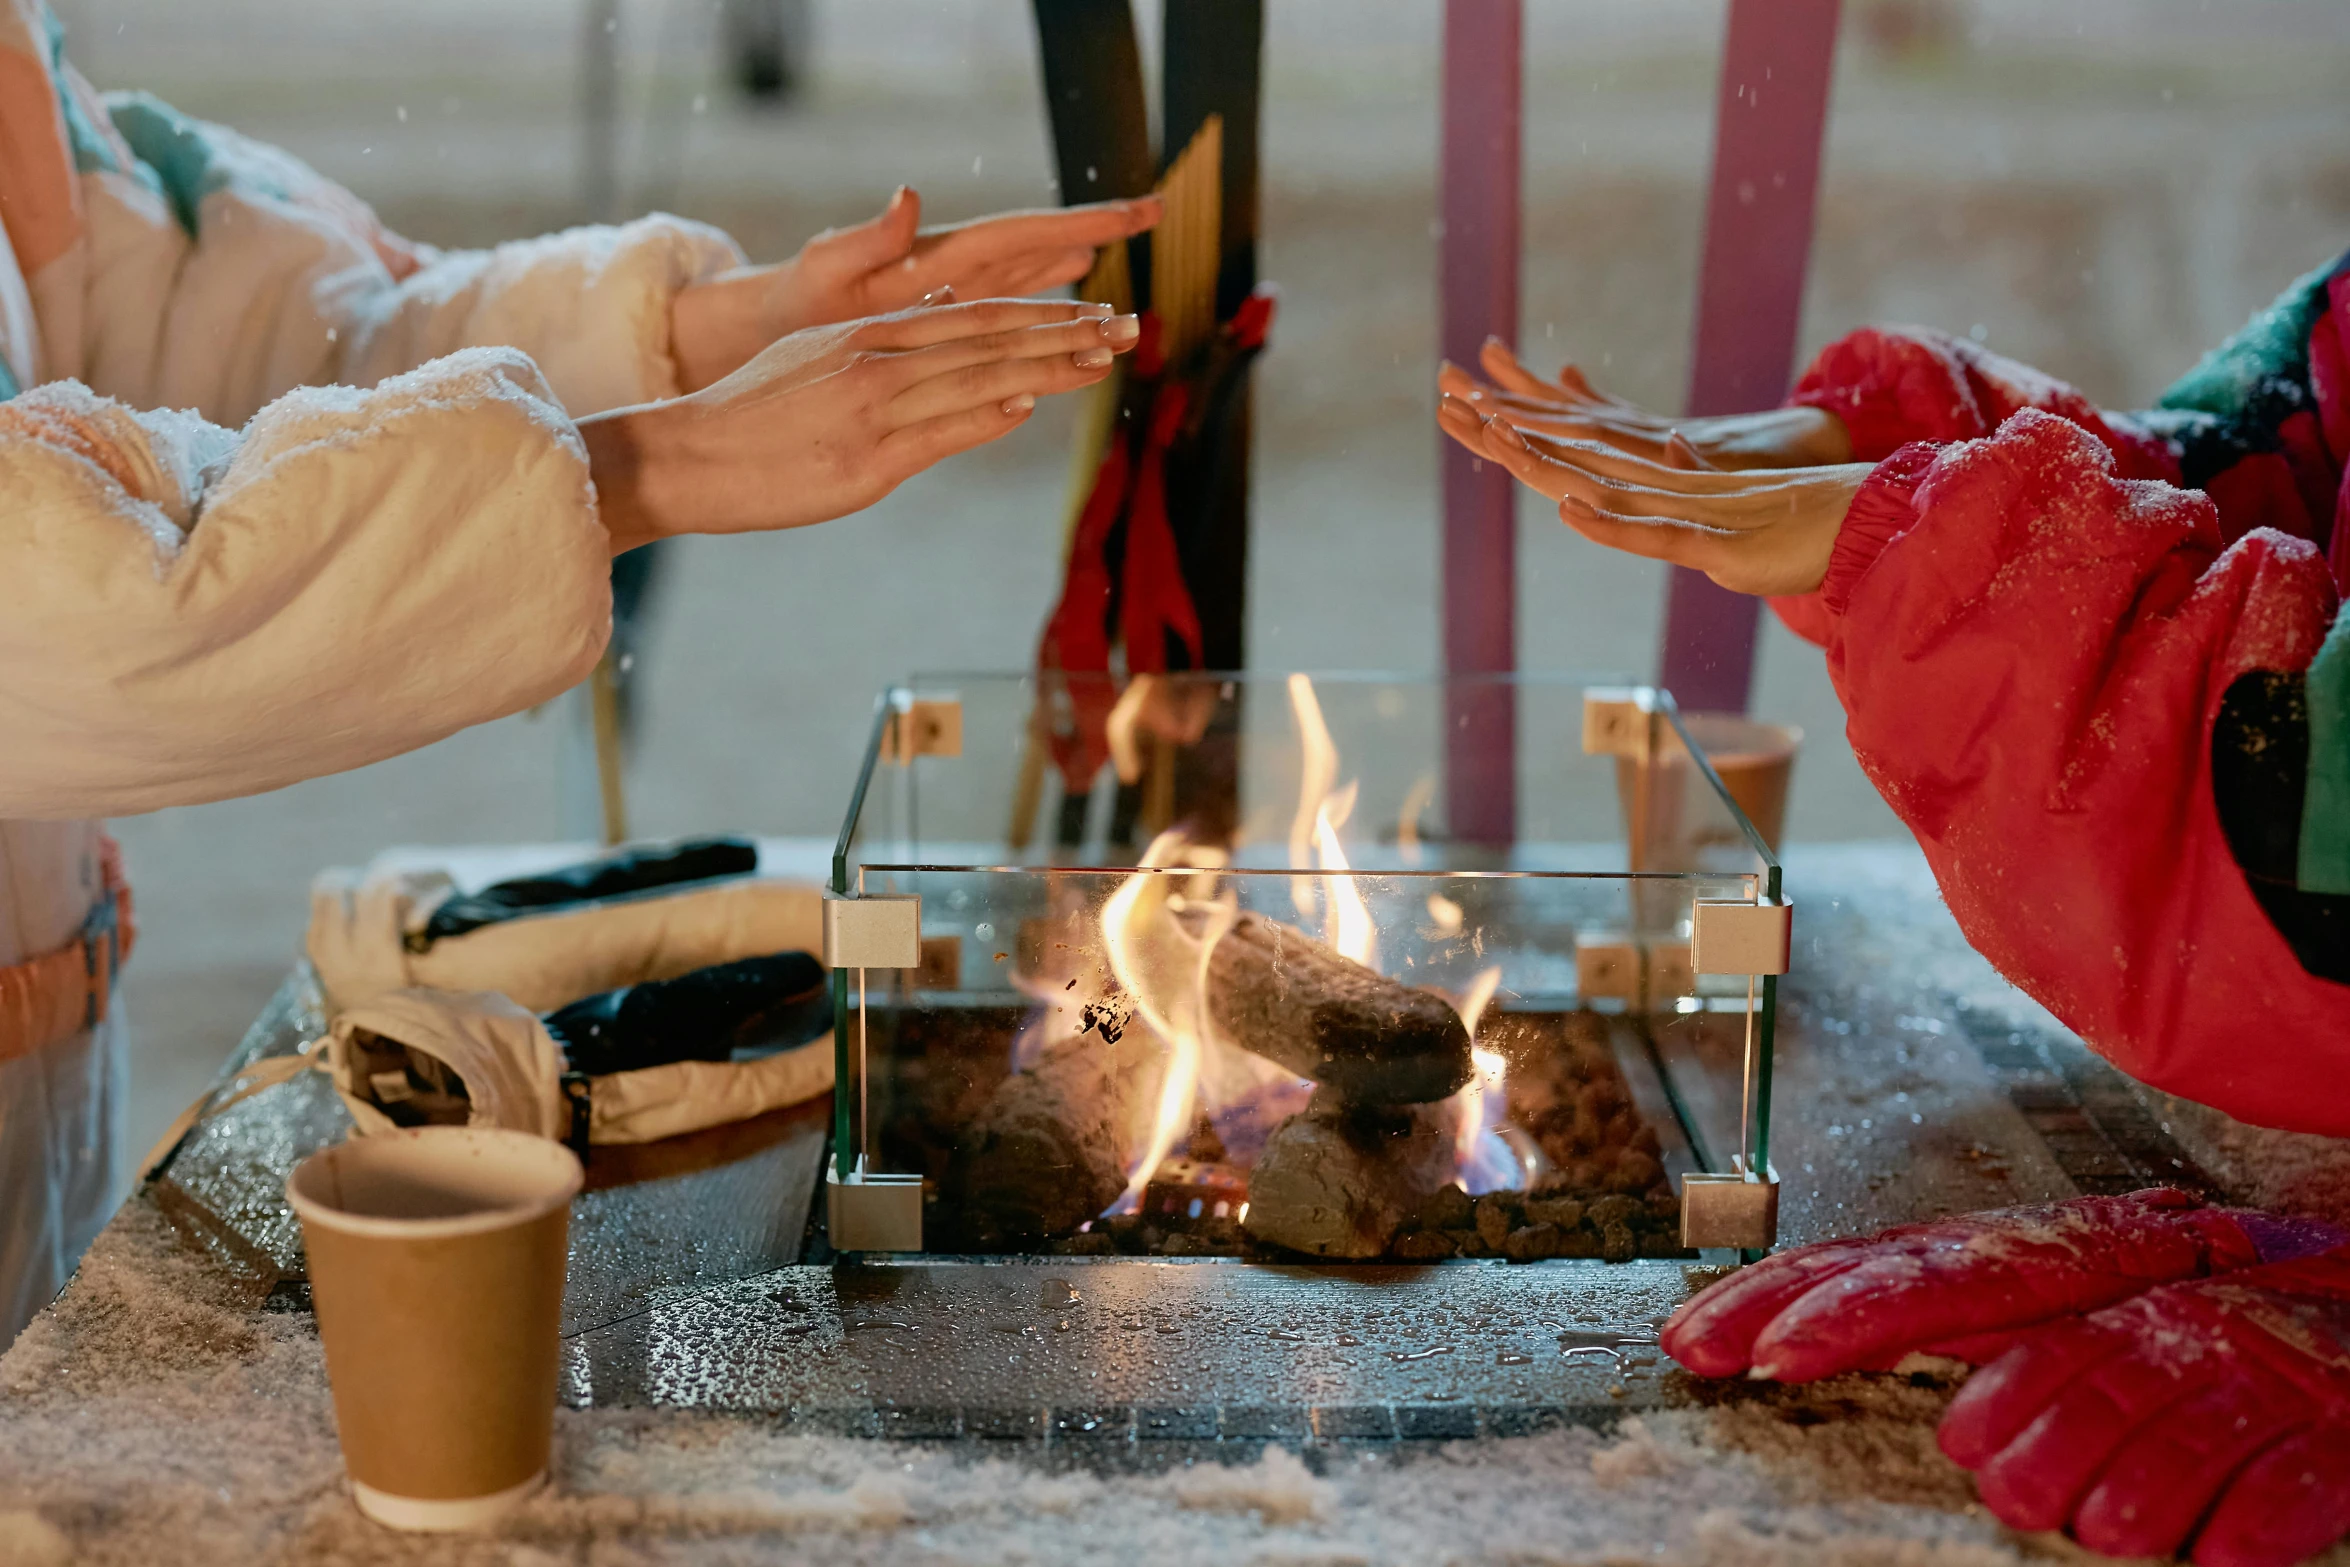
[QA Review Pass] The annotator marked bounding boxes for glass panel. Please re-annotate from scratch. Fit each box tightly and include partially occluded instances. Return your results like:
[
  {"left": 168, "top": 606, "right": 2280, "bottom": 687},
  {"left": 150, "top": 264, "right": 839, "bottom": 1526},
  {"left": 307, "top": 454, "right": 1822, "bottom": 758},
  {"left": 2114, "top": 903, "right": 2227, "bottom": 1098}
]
[
  {"left": 843, "top": 861, "right": 1755, "bottom": 1261},
  {"left": 847, "top": 671, "right": 1731, "bottom": 873},
  {"left": 831, "top": 672, "right": 1784, "bottom": 1258}
]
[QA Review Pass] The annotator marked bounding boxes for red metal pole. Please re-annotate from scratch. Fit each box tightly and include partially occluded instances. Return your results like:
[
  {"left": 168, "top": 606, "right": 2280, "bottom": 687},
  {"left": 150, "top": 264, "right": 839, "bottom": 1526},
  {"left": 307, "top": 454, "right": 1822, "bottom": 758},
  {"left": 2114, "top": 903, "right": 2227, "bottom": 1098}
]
[
  {"left": 1440, "top": 0, "right": 1522, "bottom": 846},
  {"left": 1657, "top": 0, "right": 1841, "bottom": 715}
]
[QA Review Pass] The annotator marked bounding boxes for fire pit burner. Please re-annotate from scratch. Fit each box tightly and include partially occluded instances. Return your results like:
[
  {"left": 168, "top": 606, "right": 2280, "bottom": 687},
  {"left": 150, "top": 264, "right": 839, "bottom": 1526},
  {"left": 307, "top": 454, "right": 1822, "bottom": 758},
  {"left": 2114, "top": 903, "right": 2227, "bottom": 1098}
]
[{"left": 827, "top": 673, "right": 1788, "bottom": 1260}]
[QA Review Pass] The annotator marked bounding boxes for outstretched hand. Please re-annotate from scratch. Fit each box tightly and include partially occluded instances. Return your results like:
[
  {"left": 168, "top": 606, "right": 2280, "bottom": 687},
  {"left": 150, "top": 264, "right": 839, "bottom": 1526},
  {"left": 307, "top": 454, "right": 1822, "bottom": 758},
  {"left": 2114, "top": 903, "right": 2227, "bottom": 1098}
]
[
  {"left": 1437, "top": 391, "right": 1872, "bottom": 597},
  {"left": 1438, "top": 337, "right": 1852, "bottom": 473},
  {"left": 671, "top": 187, "right": 1161, "bottom": 392},
  {"left": 585, "top": 299, "right": 1140, "bottom": 553}
]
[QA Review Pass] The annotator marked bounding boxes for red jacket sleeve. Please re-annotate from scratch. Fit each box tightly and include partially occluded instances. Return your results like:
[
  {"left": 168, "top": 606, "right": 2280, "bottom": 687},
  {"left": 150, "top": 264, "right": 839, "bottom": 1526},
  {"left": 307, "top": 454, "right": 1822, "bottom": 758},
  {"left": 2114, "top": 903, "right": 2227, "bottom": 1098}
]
[
  {"left": 1819, "top": 408, "right": 2349, "bottom": 1135},
  {"left": 1767, "top": 326, "right": 2186, "bottom": 647},
  {"left": 1791, "top": 326, "right": 2181, "bottom": 478}
]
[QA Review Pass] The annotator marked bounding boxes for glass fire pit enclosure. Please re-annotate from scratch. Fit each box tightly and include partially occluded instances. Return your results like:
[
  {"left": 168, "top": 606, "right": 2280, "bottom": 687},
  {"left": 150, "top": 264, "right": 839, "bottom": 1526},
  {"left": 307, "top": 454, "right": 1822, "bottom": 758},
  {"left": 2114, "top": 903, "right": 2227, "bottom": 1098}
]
[{"left": 823, "top": 673, "right": 1786, "bottom": 1264}]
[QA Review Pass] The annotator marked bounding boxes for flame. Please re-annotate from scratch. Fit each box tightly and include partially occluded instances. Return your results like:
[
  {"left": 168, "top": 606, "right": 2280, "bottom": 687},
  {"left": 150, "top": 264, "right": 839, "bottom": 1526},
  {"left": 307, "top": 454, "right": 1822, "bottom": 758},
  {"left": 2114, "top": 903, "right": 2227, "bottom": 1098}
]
[
  {"left": 1424, "top": 893, "right": 1464, "bottom": 937},
  {"left": 1286, "top": 674, "right": 1338, "bottom": 921},
  {"left": 1456, "top": 964, "right": 1503, "bottom": 1040},
  {"left": 1313, "top": 783, "right": 1375, "bottom": 969},
  {"left": 1099, "top": 673, "right": 1524, "bottom": 1212},
  {"left": 1101, "top": 828, "right": 1235, "bottom": 1214},
  {"left": 1397, "top": 774, "right": 1435, "bottom": 866},
  {"left": 1448, "top": 966, "right": 1527, "bottom": 1193}
]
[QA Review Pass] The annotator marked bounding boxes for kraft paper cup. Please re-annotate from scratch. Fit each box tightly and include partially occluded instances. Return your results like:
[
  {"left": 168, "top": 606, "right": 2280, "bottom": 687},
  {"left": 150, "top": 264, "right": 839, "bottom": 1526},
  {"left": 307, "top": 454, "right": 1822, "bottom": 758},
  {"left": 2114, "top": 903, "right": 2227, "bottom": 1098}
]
[
  {"left": 1615, "top": 714, "right": 1803, "bottom": 881},
  {"left": 1676, "top": 712, "right": 1801, "bottom": 855},
  {"left": 287, "top": 1126, "right": 581, "bottom": 1532}
]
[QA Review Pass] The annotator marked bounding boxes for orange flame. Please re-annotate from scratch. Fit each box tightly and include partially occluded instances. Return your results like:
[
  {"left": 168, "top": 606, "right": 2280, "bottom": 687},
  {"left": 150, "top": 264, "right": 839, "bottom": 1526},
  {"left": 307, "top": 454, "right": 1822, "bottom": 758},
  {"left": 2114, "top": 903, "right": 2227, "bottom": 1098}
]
[
  {"left": 1100, "top": 674, "right": 1525, "bottom": 1208},
  {"left": 1102, "top": 828, "right": 1234, "bottom": 1213},
  {"left": 1286, "top": 673, "right": 1338, "bottom": 922},
  {"left": 1449, "top": 966, "right": 1526, "bottom": 1192},
  {"left": 1396, "top": 774, "right": 1436, "bottom": 867},
  {"left": 1313, "top": 782, "right": 1377, "bottom": 969}
]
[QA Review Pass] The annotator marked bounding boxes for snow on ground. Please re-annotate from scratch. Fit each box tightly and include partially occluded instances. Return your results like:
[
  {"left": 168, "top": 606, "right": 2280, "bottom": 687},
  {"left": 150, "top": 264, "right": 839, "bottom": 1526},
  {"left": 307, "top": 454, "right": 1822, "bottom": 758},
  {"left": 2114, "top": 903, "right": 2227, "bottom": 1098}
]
[{"left": 0, "top": 1202, "right": 2201, "bottom": 1567}]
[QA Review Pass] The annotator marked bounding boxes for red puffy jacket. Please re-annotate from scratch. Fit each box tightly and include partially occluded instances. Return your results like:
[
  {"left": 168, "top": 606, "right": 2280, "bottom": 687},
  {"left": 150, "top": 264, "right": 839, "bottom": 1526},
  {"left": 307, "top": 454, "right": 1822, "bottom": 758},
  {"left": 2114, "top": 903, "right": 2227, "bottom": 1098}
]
[{"left": 1770, "top": 256, "right": 2350, "bottom": 1135}]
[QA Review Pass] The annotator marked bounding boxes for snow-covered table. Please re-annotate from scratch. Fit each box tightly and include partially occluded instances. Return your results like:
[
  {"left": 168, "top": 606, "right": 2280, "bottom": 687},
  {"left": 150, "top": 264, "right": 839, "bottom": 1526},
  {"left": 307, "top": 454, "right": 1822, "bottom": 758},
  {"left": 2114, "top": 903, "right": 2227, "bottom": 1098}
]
[{"left": 4, "top": 843, "right": 2343, "bottom": 1565}]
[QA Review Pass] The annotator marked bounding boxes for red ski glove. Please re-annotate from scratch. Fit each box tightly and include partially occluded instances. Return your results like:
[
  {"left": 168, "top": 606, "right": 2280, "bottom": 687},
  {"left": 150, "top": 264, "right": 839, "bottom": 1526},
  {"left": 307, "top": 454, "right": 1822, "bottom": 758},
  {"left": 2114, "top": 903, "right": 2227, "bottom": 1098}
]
[
  {"left": 1662, "top": 1189, "right": 2342, "bottom": 1383},
  {"left": 1940, "top": 1244, "right": 2350, "bottom": 1567}
]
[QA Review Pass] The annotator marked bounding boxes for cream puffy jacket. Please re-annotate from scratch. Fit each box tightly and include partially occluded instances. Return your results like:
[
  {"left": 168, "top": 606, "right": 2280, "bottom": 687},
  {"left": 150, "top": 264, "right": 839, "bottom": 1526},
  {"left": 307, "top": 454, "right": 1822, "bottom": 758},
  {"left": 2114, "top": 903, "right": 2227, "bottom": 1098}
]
[{"left": 0, "top": 0, "right": 740, "bottom": 1337}]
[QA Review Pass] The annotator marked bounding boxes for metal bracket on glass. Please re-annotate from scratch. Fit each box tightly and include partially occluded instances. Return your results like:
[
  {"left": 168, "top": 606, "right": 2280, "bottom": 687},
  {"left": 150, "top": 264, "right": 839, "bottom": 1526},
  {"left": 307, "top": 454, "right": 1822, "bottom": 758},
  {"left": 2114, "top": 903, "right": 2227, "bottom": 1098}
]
[
  {"left": 880, "top": 696, "right": 963, "bottom": 763},
  {"left": 826, "top": 1158, "right": 924, "bottom": 1252},
  {"left": 1580, "top": 685, "right": 1662, "bottom": 761},
  {"left": 1680, "top": 1157, "right": 1780, "bottom": 1250},
  {"left": 1690, "top": 898, "right": 1792, "bottom": 975},
  {"left": 822, "top": 893, "right": 923, "bottom": 970}
]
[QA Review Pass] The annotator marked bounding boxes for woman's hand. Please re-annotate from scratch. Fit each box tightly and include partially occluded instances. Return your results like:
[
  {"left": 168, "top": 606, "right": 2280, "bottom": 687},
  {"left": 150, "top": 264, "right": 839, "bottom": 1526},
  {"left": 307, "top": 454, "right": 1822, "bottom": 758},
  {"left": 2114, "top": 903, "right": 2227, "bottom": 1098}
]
[
  {"left": 1437, "top": 337, "right": 1852, "bottom": 473},
  {"left": 585, "top": 299, "right": 1140, "bottom": 554},
  {"left": 1438, "top": 392, "right": 1872, "bottom": 597},
  {"left": 669, "top": 187, "right": 1160, "bottom": 392}
]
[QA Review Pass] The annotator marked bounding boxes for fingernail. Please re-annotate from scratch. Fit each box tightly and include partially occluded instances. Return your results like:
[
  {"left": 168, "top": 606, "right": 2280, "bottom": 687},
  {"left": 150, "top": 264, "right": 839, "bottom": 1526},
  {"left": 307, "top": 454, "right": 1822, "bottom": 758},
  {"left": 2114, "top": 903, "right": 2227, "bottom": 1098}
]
[
  {"left": 1004, "top": 394, "right": 1035, "bottom": 415},
  {"left": 1101, "top": 315, "right": 1140, "bottom": 344},
  {"left": 1074, "top": 347, "right": 1114, "bottom": 369}
]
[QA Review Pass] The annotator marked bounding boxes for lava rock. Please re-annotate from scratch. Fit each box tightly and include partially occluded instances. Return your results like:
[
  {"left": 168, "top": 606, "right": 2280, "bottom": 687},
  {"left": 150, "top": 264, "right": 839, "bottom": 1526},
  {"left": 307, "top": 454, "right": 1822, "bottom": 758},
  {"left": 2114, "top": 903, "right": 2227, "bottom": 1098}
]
[
  {"left": 1554, "top": 1226, "right": 1603, "bottom": 1260},
  {"left": 1523, "top": 1195, "right": 1586, "bottom": 1231},
  {"left": 1414, "top": 1183, "right": 1475, "bottom": 1232},
  {"left": 1502, "top": 1222, "right": 1563, "bottom": 1262},
  {"left": 1391, "top": 1229, "right": 1458, "bottom": 1261},
  {"left": 1473, "top": 1195, "right": 1516, "bottom": 1251},
  {"left": 1586, "top": 1194, "right": 1643, "bottom": 1232},
  {"left": 1608, "top": 1149, "right": 1664, "bottom": 1195}
]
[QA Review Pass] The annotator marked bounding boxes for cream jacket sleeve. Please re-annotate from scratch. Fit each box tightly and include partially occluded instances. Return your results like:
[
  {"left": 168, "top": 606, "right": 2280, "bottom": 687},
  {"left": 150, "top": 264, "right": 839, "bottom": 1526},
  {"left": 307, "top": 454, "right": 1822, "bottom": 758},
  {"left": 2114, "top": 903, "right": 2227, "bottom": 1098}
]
[
  {"left": 0, "top": 78, "right": 752, "bottom": 820},
  {"left": 71, "top": 93, "right": 744, "bottom": 424},
  {"left": 0, "top": 351, "right": 613, "bottom": 819}
]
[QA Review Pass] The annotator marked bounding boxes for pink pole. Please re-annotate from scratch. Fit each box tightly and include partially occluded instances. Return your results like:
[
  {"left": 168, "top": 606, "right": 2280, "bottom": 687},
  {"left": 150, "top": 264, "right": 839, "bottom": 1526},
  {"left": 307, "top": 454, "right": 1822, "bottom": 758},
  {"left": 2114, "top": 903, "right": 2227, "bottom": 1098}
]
[
  {"left": 1656, "top": 0, "right": 1842, "bottom": 714},
  {"left": 1440, "top": 0, "right": 1522, "bottom": 846}
]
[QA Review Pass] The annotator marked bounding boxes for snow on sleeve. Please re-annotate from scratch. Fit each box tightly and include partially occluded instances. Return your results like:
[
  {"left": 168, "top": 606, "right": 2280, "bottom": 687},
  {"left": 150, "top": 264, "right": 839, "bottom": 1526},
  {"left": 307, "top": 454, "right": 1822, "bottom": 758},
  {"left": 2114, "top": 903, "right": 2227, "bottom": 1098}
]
[
  {"left": 85, "top": 94, "right": 742, "bottom": 425},
  {"left": 331, "top": 215, "right": 745, "bottom": 417},
  {"left": 1792, "top": 325, "right": 2178, "bottom": 481},
  {"left": 0, "top": 348, "right": 611, "bottom": 820}
]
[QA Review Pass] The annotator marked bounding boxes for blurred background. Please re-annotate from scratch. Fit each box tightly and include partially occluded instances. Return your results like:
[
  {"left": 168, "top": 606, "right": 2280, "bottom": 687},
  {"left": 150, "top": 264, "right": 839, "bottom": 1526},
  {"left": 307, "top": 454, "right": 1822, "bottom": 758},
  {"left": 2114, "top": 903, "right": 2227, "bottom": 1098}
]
[{"left": 57, "top": 0, "right": 2350, "bottom": 1150}]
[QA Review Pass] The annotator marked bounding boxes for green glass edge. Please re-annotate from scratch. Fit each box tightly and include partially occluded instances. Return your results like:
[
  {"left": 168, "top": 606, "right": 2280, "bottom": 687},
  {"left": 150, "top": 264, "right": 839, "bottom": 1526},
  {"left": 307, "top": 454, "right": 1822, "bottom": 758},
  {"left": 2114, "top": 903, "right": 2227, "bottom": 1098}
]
[{"left": 831, "top": 693, "right": 899, "bottom": 1181}]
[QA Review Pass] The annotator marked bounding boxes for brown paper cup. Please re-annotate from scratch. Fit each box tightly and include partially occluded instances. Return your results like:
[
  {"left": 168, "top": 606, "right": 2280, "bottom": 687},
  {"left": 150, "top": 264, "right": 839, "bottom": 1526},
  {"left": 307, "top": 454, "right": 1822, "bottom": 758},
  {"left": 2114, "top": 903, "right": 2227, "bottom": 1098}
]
[
  {"left": 287, "top": 1126, "right": 581, "bottom": 1532},
  {"left": 1676, "top": 712, "right": 1802, "bottom": 854},
  {"left": 1614, "top": 714, "right": 1803, "bottom": 904}
]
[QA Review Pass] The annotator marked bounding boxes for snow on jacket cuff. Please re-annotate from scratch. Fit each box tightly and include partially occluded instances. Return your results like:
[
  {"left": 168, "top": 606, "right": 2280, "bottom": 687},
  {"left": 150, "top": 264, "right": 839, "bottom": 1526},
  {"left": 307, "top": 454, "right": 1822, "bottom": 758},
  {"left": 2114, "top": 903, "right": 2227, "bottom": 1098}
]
[
  {"left": 1790, "top": 324, "right": 2179, "bottom": 483},
  {"left": 335, "top": 215, "right": 745, "bottom": 417},
  {"left": 0, "top": 348, "right": 611, "bottom": 819}
]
